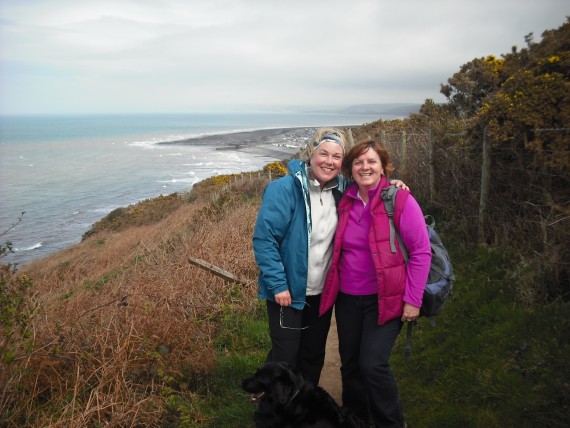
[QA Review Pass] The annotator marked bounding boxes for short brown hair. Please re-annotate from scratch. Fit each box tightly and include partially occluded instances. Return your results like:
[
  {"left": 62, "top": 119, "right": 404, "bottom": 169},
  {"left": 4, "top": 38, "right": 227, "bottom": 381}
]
[{"left": 342, "top": 138, "right": 394, "bottom": 179}]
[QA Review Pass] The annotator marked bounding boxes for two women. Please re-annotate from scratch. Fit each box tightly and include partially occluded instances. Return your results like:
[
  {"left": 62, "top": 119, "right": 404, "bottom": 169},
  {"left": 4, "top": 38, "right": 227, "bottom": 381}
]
[
  {"left": 253, "top": 131, "right": 426, "bottom": 427},
  {"left": 253, "top": 129, "right": 407, "bottom": 389}
]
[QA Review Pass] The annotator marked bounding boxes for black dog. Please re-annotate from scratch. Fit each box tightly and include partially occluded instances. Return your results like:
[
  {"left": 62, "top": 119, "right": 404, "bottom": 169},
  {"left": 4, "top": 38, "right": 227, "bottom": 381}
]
[{"left": 241, "top": 362, "right": 367, "bottom": 428}]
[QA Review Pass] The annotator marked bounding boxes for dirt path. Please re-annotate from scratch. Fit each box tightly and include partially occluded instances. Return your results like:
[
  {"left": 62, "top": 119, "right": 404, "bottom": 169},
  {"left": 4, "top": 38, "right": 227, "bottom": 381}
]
[{"left": 319, "top": 313, "right": 342, "bottom": 403}]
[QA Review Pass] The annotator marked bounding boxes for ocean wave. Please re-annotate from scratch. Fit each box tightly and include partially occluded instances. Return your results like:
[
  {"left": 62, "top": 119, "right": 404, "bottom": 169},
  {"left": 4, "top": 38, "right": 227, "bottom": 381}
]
[
  {"left": 125, "top": 135, "right": 190, "bottom": 149},
  {"left": 91, "top": 206, "right": 121, "bottom": 214},
  {"left": 275, "top": 143, "right": 304, "bottom": 148},
  {"left": 157, "top": 177, "right": 197, "bottom": 184},
  {"left": 125, "top": 132, "right": 214, "bottom": 149},
  {"left": 15, "top": 242, "right": 43, "bottom": 252}
]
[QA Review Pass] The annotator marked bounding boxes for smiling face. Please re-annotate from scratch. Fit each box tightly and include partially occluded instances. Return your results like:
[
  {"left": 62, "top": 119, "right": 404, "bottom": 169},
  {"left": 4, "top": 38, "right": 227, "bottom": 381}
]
[
  {"left": 351, "top": 147, "right": 384, "bottom": 194},
  {"left": 309, "top": 140, "right": 343, "bottom": 186}
]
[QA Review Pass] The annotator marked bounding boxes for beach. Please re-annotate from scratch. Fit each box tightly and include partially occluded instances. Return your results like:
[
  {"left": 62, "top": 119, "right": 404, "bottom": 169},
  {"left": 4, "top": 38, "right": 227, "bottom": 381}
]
[{"left": 160, "top": 126, "right": 322, "bottom": 159}]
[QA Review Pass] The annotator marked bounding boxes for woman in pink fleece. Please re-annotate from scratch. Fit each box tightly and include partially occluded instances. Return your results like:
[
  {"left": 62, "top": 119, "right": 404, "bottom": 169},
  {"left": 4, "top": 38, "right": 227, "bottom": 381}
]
[{"left": 320, "top": 138, "right": 432, "bottom": 428}]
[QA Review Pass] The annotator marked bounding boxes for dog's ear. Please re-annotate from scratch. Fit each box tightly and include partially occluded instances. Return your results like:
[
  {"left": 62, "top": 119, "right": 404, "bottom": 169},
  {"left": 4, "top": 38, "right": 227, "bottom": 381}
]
[{"left": 272, "top": 363, "right": 302, "bottom": 405}]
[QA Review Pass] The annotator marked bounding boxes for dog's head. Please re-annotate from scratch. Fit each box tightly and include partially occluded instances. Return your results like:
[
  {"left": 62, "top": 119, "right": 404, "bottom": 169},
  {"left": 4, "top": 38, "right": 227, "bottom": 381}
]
[{"left": 241, "top": 362, "right": 305, "bottom": 406}]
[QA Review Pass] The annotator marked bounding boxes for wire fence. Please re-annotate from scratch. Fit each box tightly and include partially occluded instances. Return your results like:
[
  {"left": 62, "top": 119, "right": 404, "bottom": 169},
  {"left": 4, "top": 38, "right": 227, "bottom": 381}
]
[
  {"left": 215, "top": 124, "right": 568, "bottom": 250},
  {"left": 208, "top": 123, "right": 568, "bottom": 301}
]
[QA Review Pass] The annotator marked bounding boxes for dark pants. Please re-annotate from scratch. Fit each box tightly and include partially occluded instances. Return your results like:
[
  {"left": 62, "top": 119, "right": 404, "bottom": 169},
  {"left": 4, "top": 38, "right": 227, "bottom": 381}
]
[
  {"left": 265, "top": 294, "right": 333, "bottom": 386},
  {"left": 335, "top": 292, "right": 404, "bottom": 428}
]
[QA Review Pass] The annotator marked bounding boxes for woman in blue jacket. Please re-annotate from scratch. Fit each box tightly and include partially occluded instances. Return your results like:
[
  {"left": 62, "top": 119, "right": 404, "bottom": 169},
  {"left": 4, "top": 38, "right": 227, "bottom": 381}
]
[
  {"left": 253, "top": 128, "right": 405, "bottom": 392},
  {"left": 253, "top": 128, "right": 347, "bottom": 389}
]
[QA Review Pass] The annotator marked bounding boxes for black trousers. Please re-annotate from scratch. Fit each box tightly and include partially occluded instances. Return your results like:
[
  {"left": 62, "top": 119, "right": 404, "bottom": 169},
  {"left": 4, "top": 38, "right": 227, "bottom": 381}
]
[
  {"left": 265, "top": 294, "right": 333, "bottom": 386},
  {"left": 336, "top": 292, "right": 404, "bottom": 428}
]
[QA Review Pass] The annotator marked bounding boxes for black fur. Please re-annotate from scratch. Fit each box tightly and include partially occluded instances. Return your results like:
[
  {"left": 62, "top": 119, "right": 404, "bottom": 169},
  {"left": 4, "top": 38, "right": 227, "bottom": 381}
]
[{"left": 241, "top": 362, "right": 367, "bottom": 428}]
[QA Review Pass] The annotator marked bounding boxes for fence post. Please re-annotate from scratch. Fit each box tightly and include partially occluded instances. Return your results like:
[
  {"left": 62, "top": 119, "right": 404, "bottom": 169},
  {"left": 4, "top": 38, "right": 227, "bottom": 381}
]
[
  {"left": 381, "top": 130, "right": 386, "bottom": 146},
  {"left": 347, "top": 128, "right": 354, "bottom": 149},
  {"left": 399, "top": 131, "right": 407, "bottom": 177},
  {"left": 428, "top": 121, "right": 435, "bottom": 203},
  {"left": 478, "top": 127, "right": 491, "bottom": 243}
]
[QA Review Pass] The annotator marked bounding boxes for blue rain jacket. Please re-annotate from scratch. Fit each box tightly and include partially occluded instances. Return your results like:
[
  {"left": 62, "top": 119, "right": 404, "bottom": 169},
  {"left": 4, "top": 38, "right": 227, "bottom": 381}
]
[{"left": 253, "top": 158, "right": 346, "bottom": 310}]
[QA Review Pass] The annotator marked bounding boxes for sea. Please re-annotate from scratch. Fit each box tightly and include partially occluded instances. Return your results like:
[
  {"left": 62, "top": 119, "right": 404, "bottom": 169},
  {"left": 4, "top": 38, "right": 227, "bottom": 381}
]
[{"left": 0, "top": 112, "right": 386, "bottom": 266}]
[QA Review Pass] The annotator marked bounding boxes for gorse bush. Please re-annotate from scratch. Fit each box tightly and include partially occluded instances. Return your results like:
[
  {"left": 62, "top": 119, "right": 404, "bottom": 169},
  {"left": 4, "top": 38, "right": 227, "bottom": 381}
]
[
  {"left": 83, "top": 193, "right": 189, "bottom": 238},
  {"left": 263, "top": 160, "right": 288, "bottom": 177},
  {"left": 352, "top": 20, "right": 570, "bottom": 305}
]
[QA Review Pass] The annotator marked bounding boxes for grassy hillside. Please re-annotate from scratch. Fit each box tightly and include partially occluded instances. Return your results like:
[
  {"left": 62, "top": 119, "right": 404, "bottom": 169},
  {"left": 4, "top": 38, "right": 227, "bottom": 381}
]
[
  {"left": 2, "top": 161, "right": 568, "bottom": 427},
  {"left": 1, "top": 172, "right": 274, "bottom": 427},
  {"left": 0, "top": 162, "right": 570, "bottom": 427}
]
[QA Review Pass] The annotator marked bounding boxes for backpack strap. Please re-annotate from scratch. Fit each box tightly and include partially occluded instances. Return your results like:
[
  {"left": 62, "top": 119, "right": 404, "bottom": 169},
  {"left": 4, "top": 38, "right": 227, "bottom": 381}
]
[
  {"left": 380, "top": 185, "right": 409, "bottom": 261},
  {"left": 333, "top": 188, "right": 343, "bottom": 208}
]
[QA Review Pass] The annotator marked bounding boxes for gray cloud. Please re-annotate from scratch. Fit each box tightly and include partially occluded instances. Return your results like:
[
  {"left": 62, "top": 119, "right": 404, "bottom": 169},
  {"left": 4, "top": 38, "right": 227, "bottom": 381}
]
[{"left": 0, "top": 0, "right": 568, "bottom": 114}]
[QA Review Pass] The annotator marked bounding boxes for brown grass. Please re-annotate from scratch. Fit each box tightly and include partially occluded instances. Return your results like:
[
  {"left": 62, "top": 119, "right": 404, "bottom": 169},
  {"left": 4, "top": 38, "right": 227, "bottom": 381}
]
[{"left": 1, "top": 176, "right": 269, "bottom": 427}]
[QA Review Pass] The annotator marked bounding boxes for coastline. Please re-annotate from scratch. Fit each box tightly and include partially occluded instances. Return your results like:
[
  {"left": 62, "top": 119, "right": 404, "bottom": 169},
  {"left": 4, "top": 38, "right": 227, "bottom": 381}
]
[
  {"left": 5, "top": 125, "right": 354, "bottom": 266},
  {"left": 159, "top": 126, "right": 354, "bottom": 159}
]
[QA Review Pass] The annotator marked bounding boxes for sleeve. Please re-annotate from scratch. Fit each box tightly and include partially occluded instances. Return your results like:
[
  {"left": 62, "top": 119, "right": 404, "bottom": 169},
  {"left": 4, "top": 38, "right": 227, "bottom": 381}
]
[
  {"left": 252, "top": 179, "right": 296, "bottom": 296},
  {"left": 398, "top": 196, "right": 432, "bottom": 308}
]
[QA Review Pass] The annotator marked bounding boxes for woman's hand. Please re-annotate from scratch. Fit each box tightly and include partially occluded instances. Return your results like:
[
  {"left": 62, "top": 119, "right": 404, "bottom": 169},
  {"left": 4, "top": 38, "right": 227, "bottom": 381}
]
[
  {"left": 401, "top": 303, "right": 420, "bottom": 322},
  {"left": 389, "top": 179, "right": 410, "bottom": 191},
  {"left": 275, "top": 290, "right": 292, "bottom": 306}
]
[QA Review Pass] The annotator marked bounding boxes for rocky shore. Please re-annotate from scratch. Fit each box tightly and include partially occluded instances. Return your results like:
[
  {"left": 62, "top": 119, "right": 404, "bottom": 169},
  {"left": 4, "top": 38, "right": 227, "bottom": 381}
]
[{"left": 159, "top": 126, "right": 321, "bottom": 159}]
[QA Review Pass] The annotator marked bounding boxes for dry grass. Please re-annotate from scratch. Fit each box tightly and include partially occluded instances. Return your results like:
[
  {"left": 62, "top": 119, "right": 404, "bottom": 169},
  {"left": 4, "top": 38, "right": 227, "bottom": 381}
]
[{"left": 1, "top": 176, "right": 268, "bottom": 427}]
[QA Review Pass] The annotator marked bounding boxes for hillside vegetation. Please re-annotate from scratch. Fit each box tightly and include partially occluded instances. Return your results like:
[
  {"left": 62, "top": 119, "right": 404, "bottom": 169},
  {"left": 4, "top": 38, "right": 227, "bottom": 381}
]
[{"left": 2, "top": 19, "right": 569, "bottom": 427}]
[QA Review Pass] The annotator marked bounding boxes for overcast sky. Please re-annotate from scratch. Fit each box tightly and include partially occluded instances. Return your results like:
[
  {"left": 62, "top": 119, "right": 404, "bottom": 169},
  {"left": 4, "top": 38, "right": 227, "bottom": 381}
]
[{"left": 0, "top": 0, "right": 567, "bottom": 115}]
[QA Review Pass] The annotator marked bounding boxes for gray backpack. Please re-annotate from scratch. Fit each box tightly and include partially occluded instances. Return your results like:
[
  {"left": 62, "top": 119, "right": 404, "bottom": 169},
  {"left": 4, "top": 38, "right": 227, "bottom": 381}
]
[{"left": 381, "top": 185, "right": 455, "bottom": 358}]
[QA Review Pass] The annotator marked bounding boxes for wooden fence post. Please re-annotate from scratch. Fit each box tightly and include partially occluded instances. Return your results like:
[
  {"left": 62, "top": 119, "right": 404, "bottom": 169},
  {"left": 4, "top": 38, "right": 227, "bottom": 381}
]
[
  {"left": 188, "top": 257, "right": 247, "bottom": 285},
  {"left": 347, "top": 128, "right": 354, "bottom": 150},
  {"left": 399, "top": 131, "right": 407, "bottom": 177},
  {"left": 478, "top": 127, "right": 491, "bottom": 243},
  {"left": 428, "top": 121, "right": 435, "bottom": 203}
]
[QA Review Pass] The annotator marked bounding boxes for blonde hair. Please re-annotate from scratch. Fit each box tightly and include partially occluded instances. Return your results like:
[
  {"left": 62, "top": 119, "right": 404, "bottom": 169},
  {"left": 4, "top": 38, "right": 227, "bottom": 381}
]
[{"left": 299, "top": 128, "right": 349, "bottom": 162}]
